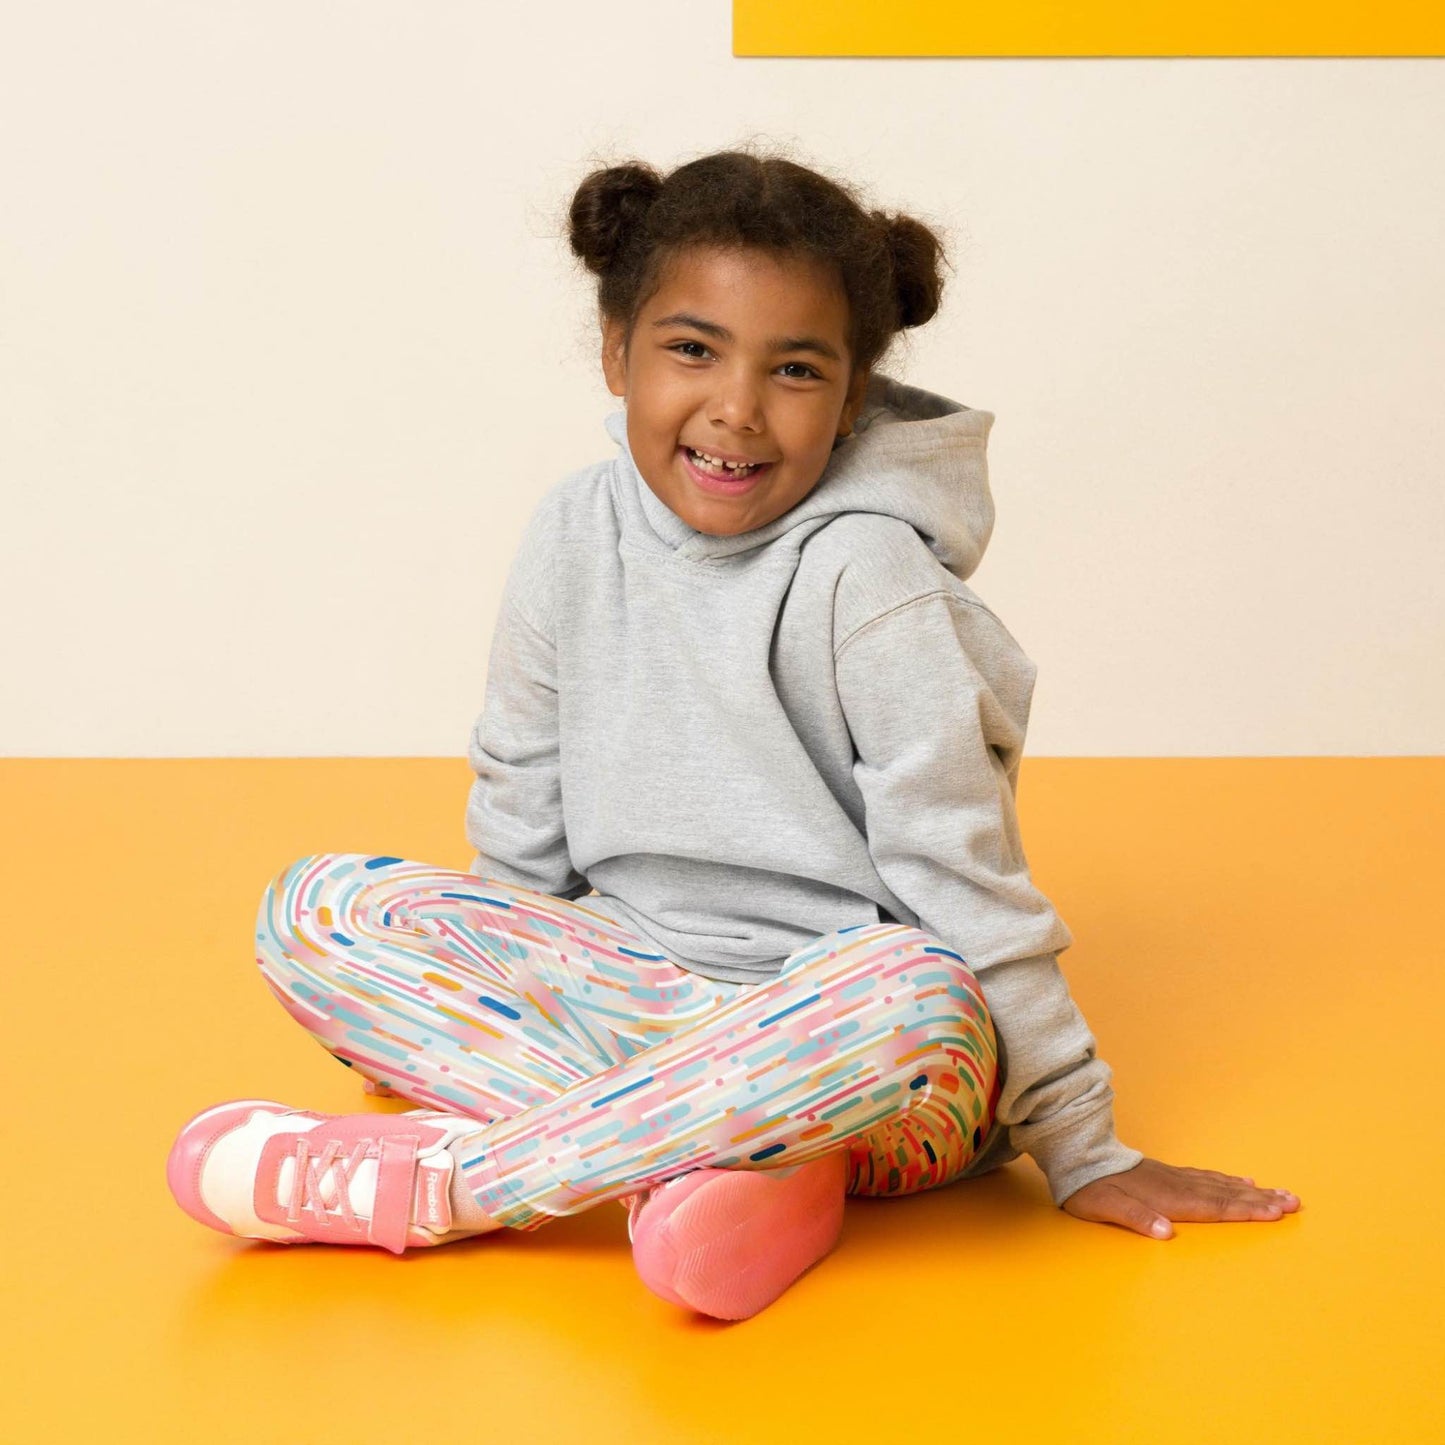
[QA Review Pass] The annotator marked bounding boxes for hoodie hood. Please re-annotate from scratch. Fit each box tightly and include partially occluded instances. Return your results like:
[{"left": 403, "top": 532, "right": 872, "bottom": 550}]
[{"left": 603, "top": 372, "right": 997, "bottom": 582}]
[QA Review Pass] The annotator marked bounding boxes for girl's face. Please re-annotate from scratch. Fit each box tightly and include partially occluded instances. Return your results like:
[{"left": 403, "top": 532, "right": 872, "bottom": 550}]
[{"left": 601, "top": 244, "right": 868, "bottom": 538}]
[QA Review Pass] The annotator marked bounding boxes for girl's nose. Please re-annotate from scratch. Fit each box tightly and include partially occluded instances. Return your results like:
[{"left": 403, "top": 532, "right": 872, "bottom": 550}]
[{"left": 710, "top": 373, "right": 765, "bottom": 433}]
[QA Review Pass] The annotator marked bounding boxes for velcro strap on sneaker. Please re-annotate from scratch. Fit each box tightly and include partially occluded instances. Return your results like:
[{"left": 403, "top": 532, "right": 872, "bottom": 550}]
[{"left": 369, "top": 1135, "right": 424, "bottom": 1255}]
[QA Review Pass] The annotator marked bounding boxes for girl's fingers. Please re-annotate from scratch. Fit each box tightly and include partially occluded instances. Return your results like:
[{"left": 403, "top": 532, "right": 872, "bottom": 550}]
[
  {"left": 1231, "top": 1181, "right": 1300, "bottom": 1208},
  {"left": 1091, "top": 1189, "right": 1176, "bottom": 1239},
  {"left": 1161, "top": 1176, "right": 1296, "bottom": 1222},
  {"left": 1123, "top": 1205, "right": 1173, "bottom": 1239},
  {"left": 1183, "top": 1168, "right": 1302, "bottom": 1204},
  {"left": 1214, "top": 1175, "right": 1302, "bottom": 1202},
  {"left": 1186, "top": 1188, "right": 1293, "bottom": 1221},
  {"left": 1231, "top": 1195, "right": 1287, "bottom": 1221}
]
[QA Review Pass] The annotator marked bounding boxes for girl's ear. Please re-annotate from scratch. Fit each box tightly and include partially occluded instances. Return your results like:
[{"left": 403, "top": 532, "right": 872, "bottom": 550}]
[
  {"left": 838, "top": 367, "right": 869, "bottom": 437},
  {"left": 601, "top": 316, "right": 628, "bottom": 399}
]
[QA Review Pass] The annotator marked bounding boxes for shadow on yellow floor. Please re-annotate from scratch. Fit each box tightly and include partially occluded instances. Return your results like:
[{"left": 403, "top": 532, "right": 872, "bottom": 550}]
[{"left": 2, "top": 758, "right": 1441, "bottom": 1443}]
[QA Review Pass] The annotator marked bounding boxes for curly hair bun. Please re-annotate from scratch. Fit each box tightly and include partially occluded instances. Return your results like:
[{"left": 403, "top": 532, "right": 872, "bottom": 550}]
[
  {"left": 568, "top": 163, "right": 664, "bottom": 275},
  {"left": 878, "top": 212, "right": 945, "bottom": 330},
  {"left": 565, "top": 149, "right": 950, "bottom": 373}
]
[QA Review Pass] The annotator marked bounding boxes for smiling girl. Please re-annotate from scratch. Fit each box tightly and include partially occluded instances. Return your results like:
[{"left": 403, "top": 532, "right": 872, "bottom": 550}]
[
  {"left": 166, "top": 146, "right": 1299, "bottom": 1321},
  {"left": 602, "top": 243, "right": 865, "bottom": 532}
]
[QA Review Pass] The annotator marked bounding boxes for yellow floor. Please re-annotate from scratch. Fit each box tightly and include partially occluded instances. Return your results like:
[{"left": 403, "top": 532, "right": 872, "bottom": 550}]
[{"left": 2, "top": 758, "right": 1441, "bottom": 1443}]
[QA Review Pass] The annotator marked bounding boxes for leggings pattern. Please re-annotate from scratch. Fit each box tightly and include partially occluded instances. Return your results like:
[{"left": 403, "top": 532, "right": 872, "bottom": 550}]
[{"left": 256, "top": 852, "right": 1001, "bottom": 1232}]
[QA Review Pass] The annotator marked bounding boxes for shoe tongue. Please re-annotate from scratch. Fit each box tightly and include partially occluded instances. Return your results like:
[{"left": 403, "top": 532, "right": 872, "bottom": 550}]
[{"left": 275, "top": 1155, "right": 380, "bottom": 1213}]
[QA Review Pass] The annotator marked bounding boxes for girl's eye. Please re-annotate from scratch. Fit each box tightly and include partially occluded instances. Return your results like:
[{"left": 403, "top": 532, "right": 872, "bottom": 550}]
[{"left": 666, "top": 343, "right": 821, "bottom": 381}]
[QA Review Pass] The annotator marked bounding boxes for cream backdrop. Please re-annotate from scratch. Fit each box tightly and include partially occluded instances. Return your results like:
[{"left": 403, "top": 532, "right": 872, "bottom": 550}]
[{"left": 2, "top": 2, "right": 1441, "bottom": 756}]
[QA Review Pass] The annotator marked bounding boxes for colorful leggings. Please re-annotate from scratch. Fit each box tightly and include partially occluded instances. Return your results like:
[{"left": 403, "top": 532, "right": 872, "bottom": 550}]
[{"left": 256, "top": 852, "right": 1001, "bottom": 1232}]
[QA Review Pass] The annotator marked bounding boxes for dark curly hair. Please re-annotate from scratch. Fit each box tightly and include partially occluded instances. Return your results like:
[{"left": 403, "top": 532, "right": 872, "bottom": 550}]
[{"left": 566, "top": 143, "right": 950, "bottom": 377}]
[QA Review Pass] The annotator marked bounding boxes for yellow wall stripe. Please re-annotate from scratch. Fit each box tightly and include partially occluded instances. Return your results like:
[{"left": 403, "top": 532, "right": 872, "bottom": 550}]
[{"left": 734, "top": 1, "right": 1445, "bottom": 57}]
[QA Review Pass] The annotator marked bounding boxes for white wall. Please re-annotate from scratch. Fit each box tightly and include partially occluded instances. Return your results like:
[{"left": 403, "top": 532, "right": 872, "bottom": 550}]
[{"left": 3, "top": 2, "right": 1441, "bottom": 756}]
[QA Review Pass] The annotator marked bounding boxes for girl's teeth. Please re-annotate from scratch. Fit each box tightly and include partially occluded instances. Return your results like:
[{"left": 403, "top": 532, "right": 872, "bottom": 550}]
[{"left": 687, "top": 447, "right": 760, "bottom": 475}]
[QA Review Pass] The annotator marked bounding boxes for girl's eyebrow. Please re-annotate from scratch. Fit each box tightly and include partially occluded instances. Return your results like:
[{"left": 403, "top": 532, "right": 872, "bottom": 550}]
[{"left": 651, "top": 311, "right": 842, "bottom": 364}]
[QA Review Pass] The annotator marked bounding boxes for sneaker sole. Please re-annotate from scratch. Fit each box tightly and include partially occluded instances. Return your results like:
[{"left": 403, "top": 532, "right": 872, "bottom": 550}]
[{"left": 634, "top": 1151, "right": 848, "bottom": 1320}]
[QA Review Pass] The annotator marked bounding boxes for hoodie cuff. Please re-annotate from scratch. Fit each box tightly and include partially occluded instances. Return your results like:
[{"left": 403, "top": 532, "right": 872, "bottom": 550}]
[{"left": 1011, "top": 1102, "right": 1146, "bottom": 1208}]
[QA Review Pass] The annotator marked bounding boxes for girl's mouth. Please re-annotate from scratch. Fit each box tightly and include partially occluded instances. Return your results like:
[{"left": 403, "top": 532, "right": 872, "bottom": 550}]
[{"left": 679, "top": 445, "right": 772, "bottom": 496}]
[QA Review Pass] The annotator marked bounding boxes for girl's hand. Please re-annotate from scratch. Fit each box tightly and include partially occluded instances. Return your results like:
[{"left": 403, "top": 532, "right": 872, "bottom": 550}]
[{"left": 1060, "top": 1157, "right": 1301, "bottom": 1239}]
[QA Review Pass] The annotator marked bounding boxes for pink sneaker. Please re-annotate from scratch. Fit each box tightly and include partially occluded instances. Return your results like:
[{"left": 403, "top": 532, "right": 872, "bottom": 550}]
[
  {"left": 626, "top": 1150, "right": 849, "bottom": 1320},
  {"left": 165, "top": 1099, "right": 487, "bottom": 1255}
]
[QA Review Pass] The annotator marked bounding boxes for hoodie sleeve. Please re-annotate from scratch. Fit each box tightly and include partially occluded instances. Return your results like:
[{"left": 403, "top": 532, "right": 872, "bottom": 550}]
[
  {"left": 833, "top": 589, "right": 1144, "bottom": 1207},
  {"left": 463, "top": 528, "right": 592, "bottom": 901}
]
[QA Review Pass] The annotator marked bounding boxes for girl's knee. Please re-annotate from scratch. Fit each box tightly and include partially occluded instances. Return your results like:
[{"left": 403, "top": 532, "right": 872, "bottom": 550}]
[
  {"left": 254, "top": 853, "right": 355, "bottom": 980},
  {"left": 271, "top": 850, "right": 356, "bottom": 891},
  {"left": 257, "top": 851, "right": 348, "bottom": 920},
  {"left": 782, "top": 923, "right": 994, "bottom": 1061},
  {"left": 881, "top": 942, "right": 995, "bottom": 1062}
]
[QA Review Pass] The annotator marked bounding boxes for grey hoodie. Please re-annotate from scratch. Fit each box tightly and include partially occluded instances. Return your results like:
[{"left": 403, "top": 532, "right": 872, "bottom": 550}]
[{"left": 465, "top": 373, "right": 1144, "bottom": 1207}]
